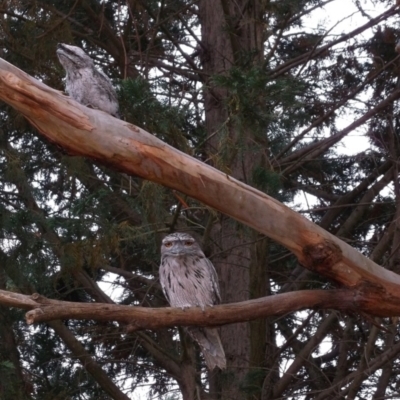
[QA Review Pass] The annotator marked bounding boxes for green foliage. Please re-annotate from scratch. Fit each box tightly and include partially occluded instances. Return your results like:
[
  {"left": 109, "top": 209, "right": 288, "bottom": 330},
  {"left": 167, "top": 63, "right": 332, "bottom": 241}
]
[
  {"left": 239, "top": 368, "right": 266, "bottom": 397},
  {"left": 119, "top": 78, "right": 204, "bottom": 151},
  {"left": 252, "top": 166, "right": 282, "bottom": 194},
  {"left": 212, "top": 65, "right": 309, "bottom": 136},
  {"left": 1, "top": 1, "right": 400, "bottom": 400},
  {"left": 0, "top": 359, "right": 14, "bottom": 369}
]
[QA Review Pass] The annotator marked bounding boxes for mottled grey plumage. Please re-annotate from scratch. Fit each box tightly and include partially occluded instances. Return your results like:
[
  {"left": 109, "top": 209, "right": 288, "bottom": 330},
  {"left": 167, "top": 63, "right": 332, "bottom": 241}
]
[
  {"left": 159, "top": 232, "right": 226, "bottom": 370},
  {"left": 56, "top": 43, "right": 119, "bottom": 117}
]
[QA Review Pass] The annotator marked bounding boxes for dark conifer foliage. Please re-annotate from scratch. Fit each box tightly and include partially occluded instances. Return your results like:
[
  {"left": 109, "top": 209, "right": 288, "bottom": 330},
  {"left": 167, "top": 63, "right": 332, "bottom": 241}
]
[{"left": 0, "top": 0, "right": 400, "bottom": 399}]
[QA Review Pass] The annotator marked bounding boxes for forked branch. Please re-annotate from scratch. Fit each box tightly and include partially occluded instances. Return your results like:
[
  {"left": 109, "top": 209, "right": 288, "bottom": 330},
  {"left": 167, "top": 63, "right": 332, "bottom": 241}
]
[{"left": 0, "top": 58, "right": 400, "bottom": 318}]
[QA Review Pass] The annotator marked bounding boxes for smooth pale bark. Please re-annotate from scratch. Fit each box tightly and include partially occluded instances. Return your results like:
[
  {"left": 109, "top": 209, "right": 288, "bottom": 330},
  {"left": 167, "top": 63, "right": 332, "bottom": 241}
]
[{"left": 1, "top": 58, "right": 400, "bottom": 317}]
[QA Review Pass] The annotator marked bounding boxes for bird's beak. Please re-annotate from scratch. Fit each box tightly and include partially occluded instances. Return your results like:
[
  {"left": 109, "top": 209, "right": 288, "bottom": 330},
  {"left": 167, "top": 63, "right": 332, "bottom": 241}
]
[{"left": 169, "top": 249, "right": 185, "bottom": 256}]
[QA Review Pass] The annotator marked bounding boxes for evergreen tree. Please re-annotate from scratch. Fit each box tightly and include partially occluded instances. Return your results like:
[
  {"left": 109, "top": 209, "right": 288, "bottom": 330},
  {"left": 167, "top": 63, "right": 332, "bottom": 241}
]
[{"left": 1, "top": 0, "right": 400, "bottom": 399}]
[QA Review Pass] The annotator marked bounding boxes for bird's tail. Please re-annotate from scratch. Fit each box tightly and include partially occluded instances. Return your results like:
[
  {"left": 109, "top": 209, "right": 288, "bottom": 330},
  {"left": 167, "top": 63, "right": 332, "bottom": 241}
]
[{"left": 188, "top": 327, "right": 226, "bottom": 370}]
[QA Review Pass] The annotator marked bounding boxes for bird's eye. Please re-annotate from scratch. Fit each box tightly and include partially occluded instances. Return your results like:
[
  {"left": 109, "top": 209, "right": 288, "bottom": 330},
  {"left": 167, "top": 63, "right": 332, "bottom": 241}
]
[
  {"left": 185, "top": 241, "right": 194, "bottom": 246},
  {"left": 164, "top": 242, "right": 173, "bottom": 248}
]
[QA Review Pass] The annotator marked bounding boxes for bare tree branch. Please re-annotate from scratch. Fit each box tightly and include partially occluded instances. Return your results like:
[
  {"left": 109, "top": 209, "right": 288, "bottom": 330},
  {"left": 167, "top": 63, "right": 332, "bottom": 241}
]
[
  {"left": 48, "top": 319, "right": 130, "bottom": 400},
  {"left": 0, "top": 287, "right": 365, "bottom": 326},
  {"left": 1, "top": 58, "right": 400, "bottom": 318}
]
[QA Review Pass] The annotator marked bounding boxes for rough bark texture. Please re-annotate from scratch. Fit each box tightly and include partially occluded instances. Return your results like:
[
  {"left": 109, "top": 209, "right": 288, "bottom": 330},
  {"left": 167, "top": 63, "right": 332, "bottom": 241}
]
[{"left": 199, "top": 1, "right": 267, "bottom": 397}]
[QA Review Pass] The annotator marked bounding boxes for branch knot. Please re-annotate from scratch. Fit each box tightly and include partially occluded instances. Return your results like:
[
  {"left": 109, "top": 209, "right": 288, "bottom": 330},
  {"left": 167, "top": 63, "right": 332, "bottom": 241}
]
[{"left": 302, "top": 240, "right": 342, "bottom": 271}]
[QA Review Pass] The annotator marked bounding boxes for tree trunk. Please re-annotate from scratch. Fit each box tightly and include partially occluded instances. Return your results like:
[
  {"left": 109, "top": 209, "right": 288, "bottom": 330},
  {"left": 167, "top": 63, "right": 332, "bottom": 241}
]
[{"left": 199, "top": 1, "right": 266, "bottom": 398}]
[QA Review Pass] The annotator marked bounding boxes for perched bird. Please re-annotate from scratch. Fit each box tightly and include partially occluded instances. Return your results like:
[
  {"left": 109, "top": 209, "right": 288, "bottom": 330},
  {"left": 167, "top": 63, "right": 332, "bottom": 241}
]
[
  {"left": 159, "top": 232, "right": 226, "bottom": 370},
  {"left": 56, "top": 43, "right": 120, "bottom": 117}
]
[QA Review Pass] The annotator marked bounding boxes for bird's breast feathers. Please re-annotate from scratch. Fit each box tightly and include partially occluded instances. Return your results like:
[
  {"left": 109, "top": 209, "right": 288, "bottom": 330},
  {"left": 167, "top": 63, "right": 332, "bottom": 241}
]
[{"left": 160, "top": 255, "right": 217, "bottom": 309}]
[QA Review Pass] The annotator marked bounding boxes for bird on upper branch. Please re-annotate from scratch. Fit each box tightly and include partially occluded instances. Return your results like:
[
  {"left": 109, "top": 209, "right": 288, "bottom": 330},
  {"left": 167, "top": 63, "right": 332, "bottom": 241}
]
[{"left": 56, "top": 43, "right": 120, "bottom": 118}]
